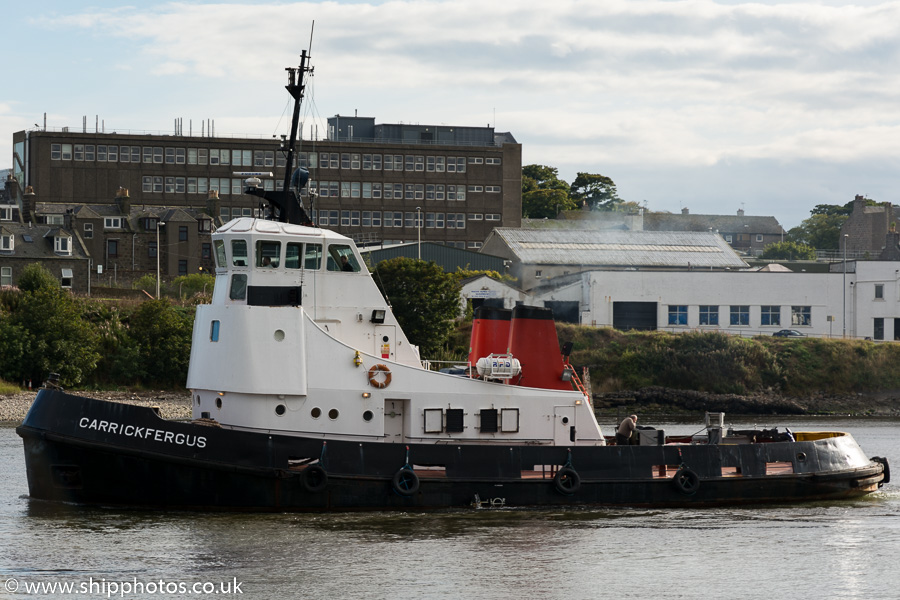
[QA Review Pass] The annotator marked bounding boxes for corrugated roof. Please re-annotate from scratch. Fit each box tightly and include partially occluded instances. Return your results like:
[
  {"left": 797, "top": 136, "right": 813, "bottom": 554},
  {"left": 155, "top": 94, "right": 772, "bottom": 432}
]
[
  {"left": 488, "top": 229, "right": 747, "bottom": 268},
  {"left": 644, "top": 212, "right": 785, "bottom": 235}
]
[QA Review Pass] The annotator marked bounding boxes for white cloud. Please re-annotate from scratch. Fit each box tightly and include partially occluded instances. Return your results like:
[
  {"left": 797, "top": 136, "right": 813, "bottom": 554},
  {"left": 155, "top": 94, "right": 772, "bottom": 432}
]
[{"left": 4, "top": 0, "right": 900, "bottom": 228}]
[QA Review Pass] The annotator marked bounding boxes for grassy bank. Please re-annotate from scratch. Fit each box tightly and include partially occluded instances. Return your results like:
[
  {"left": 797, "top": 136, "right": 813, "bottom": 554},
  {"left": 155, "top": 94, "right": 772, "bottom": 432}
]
[{"left": 556, "top": 325, "right": 900, "bottom": 397}]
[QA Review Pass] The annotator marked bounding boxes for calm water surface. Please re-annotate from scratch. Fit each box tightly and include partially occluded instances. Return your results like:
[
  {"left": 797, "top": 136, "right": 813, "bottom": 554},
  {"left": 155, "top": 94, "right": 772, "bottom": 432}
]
[{"left": 2, "top": 417, "right": 898, "bottom": 600}]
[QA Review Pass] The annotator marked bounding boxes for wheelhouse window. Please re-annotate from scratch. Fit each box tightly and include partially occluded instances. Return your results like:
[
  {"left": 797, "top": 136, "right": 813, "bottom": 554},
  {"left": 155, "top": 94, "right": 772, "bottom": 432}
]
[
  {"left": 327, "top": 244, "right": 358, "bottom": 272},
  {"left": 214, "top": 240, "right": 226, "bottom": 267},
  {"left": 305, "top": 243, "right": 323, "bottom": 269},
  {"left": 256, "top": 240, "right": 281, "bottom": 268},
  {"left": 285, "top": 243, "right": 302, "bottom": 269},
  {"left": 229, "top": 274, "right": 247, "bottom": 300},
  {"left": 231, "top": 240, "right": 248, "bottom": 266}
]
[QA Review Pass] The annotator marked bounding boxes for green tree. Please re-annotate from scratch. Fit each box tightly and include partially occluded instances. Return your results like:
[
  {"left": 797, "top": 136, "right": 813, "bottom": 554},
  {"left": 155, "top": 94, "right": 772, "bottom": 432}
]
[
  {"left": 133, "top": 274, "right": 158, "bottom": 294},
  {"left": 0, "top": 311, "right": 27, "bottom": 384},
  {"left": 760, "top": 241, "right": 817, "bottom": 261},
  {"left": 373, "top": 257, "right": 461, "bottom": 358},
  {"left": 522, "top": 188, "right": 577, "bottom": 219},
  {"left": 129, "top": 299, "right": 194, "bottom": 387},
  {"left": 170, "top": 273, "right": 215, "bottom": 301},
  {"left": 522, "top": 164, "right": 569, "bottom": 192},
  {"left": 569, "top": 172, "right": 623, "bottom": 210},
  {"left": 787, "top": 213, "right": 848, "bottom": 250},
  {"left": 810, "top": 202, "right": 853, "bottom": 216},
  {"left": 17, "top": 263, "right": 60, "bottom": 292},
  {"left": 11, "top": 288, "right": 100, "bottom": 386},
  {"left": 452, "top": 267, "right": 517, "bottom": 284},
  {"left": 82, "top": 301, "right": 145, "bottom": 385}
]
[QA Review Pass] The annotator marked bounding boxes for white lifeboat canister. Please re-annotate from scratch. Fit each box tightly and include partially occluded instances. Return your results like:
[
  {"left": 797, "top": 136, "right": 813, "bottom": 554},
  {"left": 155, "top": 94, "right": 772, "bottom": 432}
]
[{"left": 475, "top": 354, "right": 522, "bottom": 380}]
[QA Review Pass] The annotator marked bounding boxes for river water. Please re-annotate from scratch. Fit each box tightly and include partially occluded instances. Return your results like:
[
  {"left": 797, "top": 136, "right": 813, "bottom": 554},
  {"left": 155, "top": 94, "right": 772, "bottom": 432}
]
[{"left": 2, "top": 416, "right": 898, "bottom": 600}]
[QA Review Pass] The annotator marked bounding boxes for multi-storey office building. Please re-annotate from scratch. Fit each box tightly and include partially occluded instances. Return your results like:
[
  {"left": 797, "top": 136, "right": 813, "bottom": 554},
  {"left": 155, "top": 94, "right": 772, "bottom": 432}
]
[{"left": 12, "top": 116, "right": 522, "bottom": 250}]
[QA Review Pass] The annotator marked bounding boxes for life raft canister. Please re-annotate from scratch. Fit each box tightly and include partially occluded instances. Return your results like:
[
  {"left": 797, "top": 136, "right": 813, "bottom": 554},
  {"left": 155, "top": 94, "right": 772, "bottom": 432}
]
[{"left": 368, "top": 364, "right": 392, "bottom": 389}]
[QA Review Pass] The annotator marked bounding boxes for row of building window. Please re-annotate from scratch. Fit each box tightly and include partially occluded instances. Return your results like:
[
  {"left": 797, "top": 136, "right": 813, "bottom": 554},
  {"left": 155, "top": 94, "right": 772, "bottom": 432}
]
[
  {"left": 723, "top": 234, "right": 766, "bottom": 243},
  {"left": 667, "top": 305, "right": 812, "bottom": 327},
  {"left": 139, "top": 176, "right": 500, "bottom": 201},
  {"left": 313, "top": 182, "right": 499, "bottom": 200},
  {"left": 308, "top": 210, "right": 501, "bottom": 229},
  {"left": 50, "top": 145, "right": 501, "bottom": 172}
]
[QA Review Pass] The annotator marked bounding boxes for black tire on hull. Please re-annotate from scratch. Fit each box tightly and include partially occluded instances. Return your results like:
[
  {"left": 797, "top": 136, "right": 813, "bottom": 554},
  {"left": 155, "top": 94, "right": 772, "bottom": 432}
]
[
  {"left": 392, "top": 468, "right": 420, "bottom": 496},
  {"left": 673, "top": 468, "right": 700, "bottom": 495},
  {"left": 554, "top": 467, "right": 581, "bottom": 495},
  {"left": 872, "top": 456, "right": 890, "bottom": 485},
  {"left": 302, "top": 465, "right": 328, "bottom": 493}
]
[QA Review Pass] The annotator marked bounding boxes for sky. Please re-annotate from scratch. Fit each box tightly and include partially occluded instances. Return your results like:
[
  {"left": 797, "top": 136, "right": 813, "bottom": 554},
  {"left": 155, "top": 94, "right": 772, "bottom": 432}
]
[{"left": 4, "top": 0, "right": 900, "bottom": 229}]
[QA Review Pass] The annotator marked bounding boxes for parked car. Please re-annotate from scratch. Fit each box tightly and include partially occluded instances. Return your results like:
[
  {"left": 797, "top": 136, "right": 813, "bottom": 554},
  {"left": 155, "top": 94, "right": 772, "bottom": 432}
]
[{"left": 773, "top": 329, "right": 806, "bottom": 337}]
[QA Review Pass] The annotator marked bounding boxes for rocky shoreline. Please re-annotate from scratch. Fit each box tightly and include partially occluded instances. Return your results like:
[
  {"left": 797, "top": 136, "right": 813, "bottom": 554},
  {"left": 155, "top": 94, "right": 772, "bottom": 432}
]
[
  {"left": 2, "top": 386, "right": 898, "bottom": 426},
  {"left": 0, "top": 390, "right": 192, "bottom": 425}
]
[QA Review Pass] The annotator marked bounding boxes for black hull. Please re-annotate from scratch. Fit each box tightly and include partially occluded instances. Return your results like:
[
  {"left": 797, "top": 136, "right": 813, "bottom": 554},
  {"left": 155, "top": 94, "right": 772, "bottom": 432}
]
[{"left": 17, "top": 390, "right": 885, "bottom": 511}]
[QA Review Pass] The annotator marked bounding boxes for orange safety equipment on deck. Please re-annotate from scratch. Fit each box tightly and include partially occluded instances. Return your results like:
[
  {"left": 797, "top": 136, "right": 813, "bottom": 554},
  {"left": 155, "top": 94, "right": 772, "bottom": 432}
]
[
  {"left": 468, "top": 306, "right": 513, "bottom": 368},
  {"left": 507, "top": 305, "right": 570, "bottom": 390},
  {"left": 368, "top": 364, "right": 392, "bottom": 388}
]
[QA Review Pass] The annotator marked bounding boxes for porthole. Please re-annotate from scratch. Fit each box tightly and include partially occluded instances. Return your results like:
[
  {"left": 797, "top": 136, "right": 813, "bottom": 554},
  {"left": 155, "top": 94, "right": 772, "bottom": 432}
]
[
  {"left": 311, "top": 407, "right": 321, "bottom": 419},
  {"left": 275, "top": 404, "right": 286, "bottom": 416},
  {"left": 797, "top": 452, "right": 807, "bottom": 462},
  {"left": 274, "top": 329, "right": 285, "bottom": 342},
  {"left": 363, "top": 410, "right": 374, "bottom": 422},
  {"left": 328, "top": 409, "right": 339, "bottom": 420},
  {"left": 561, "top": 416, "right": 569, "bottom": 425},
  {"left": 215, "top": 397, "right": 222, "bottom": 409}
]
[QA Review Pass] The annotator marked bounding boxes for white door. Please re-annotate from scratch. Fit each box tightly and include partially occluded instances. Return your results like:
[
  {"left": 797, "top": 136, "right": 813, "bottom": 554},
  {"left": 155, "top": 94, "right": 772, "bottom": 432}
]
[
  {"left": 384, "top": 399, "right": 406, "bottom": 443},
  {"left": 554, "top": 406, "right": 576, "bottom": 445}
]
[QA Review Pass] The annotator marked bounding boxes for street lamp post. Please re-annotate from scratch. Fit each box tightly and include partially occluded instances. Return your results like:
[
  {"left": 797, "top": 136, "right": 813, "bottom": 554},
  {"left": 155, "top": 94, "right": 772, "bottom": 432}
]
[
  {"left": 842, "top": 233, "right": 848, "bottom": 338},
  {"left": 416, "top": 206, "right": 422, "bottom": 260},
  {"left": 156, "top": 221, "right": 166, "bottom": 298}
]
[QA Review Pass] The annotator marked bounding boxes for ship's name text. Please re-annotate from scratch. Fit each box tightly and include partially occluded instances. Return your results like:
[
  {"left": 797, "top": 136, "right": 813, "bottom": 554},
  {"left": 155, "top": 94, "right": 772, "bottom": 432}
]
[{"left": 78, "top": 417, "right": 207, "bottom": 448}]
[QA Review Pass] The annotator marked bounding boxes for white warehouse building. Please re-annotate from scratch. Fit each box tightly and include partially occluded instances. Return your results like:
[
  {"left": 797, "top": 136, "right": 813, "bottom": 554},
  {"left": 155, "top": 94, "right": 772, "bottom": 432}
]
[
  {"left": 464, "top": 228, "right": 900, "bottom": 340},
  {"left": 535, "top": 261, "right": 900, "bottom": 339}
]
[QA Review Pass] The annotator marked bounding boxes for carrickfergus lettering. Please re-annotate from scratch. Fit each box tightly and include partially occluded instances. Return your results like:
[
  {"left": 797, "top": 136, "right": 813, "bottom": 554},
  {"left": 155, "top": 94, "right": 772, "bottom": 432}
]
[{"left": 78, "top": 417, "right": 207, "bottom": 448}]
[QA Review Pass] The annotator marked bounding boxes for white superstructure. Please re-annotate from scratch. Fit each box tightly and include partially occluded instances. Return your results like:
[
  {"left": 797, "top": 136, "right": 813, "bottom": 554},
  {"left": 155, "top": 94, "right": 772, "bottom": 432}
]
[{"left": 187, "top": 218, "right": 605, "bottom": 446}]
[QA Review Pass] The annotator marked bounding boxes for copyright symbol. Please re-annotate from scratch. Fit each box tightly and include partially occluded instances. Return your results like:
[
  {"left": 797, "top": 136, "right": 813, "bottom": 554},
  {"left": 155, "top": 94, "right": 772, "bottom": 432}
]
[{"left": 4, "top": 578, "right": 19, "bottom": 592}]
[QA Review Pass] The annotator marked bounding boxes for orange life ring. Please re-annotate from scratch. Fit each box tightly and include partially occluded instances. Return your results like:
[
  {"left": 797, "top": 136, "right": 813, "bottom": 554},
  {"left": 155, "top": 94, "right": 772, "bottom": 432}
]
[{"left": 368, "top": 364, "right": 392, "bottom": 389}]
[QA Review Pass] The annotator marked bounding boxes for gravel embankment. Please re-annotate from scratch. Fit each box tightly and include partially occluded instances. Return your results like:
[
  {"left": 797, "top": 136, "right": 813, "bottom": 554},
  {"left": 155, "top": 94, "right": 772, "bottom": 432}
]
[{"left": 0, "top": 390, "right": 193, "bottom": 425}]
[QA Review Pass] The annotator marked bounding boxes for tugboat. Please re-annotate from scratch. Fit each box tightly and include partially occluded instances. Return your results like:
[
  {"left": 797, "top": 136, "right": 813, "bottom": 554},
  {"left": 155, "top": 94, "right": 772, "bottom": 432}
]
[{"left": 17, "top": 54, "right": 888, "bottom": 510}]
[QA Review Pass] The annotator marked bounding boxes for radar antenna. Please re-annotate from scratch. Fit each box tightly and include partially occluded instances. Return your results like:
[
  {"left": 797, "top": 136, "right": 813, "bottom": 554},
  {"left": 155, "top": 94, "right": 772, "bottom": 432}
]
[{"left": 243, "top": 47, "right": 315, "bottom": 226}]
